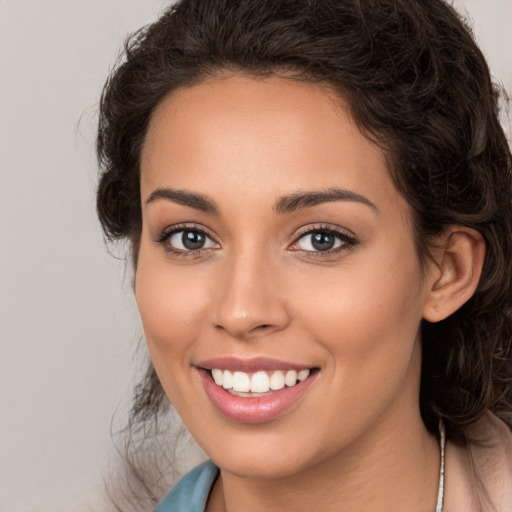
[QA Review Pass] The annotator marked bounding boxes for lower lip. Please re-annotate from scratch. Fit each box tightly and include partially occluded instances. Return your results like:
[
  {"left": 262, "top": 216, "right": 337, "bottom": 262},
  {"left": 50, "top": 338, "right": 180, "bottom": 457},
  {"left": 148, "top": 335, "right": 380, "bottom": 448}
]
[{"left": 199, "top": 370, "right": 317, "bottom": 423}]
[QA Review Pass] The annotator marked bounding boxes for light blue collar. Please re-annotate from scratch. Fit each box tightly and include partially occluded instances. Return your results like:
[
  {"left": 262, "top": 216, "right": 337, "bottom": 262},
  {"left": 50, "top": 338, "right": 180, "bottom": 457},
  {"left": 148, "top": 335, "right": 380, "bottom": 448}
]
[{"left": 155, "top": 460, "right": 219, "bottom": 512}]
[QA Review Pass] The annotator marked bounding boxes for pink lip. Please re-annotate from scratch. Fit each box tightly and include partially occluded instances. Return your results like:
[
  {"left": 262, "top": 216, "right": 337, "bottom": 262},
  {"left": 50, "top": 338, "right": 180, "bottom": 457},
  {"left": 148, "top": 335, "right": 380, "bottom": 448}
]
[
  {"left": 197, "top": 360, "right": 318, "bottom": 424},
  {"left": 197, "top": 356, "right": 312, "bottom": 373}
]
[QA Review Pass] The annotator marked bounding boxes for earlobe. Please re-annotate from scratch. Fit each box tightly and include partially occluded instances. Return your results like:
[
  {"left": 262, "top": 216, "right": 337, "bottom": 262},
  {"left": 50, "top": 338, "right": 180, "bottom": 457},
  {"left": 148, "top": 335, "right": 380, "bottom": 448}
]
[{"left": 423, "top": 226, "right": 485, "bottom": 323}]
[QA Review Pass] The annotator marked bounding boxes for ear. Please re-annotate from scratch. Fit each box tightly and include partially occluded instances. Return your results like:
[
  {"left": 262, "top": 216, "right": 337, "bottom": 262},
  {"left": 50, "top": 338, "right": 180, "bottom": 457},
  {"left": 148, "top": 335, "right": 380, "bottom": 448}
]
[{"left": 422, "top": 225, "right": 485, "bottom": 323}]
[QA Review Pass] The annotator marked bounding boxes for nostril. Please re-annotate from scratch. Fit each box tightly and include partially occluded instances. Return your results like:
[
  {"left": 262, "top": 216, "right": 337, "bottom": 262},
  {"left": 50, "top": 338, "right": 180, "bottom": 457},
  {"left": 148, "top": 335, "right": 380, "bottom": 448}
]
[
  {"left": 251, "top": 324, "right": 274, "bottom": 332},
  {"left": 214, "top": 322, "right": 277, "bottom": 339}
]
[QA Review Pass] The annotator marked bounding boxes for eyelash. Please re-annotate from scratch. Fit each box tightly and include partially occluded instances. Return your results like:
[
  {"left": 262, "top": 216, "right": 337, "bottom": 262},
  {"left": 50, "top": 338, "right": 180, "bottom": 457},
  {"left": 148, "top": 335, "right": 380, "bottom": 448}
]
[
  {"left": 154, "top": 224, "right": 219, "bottom": 259},
  {"left": 290, "top": 225, "right": 359, "bottom": 257},
  {"left": 154, "top": 223, "right": 358, "bottom": 259}
]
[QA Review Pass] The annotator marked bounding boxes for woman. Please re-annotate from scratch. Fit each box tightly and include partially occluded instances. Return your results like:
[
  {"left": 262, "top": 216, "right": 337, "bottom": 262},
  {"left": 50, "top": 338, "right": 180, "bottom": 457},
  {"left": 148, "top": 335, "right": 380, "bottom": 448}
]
[{"left": 96, "top": 0, "right": 512, "bottom": 510}]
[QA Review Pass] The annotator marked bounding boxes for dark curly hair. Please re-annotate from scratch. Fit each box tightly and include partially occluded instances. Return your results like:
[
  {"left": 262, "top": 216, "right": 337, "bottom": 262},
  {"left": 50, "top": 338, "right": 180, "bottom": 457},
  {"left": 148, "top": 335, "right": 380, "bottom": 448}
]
[{"left": 96, "top": 0, "right": 512, "bottom": 505}]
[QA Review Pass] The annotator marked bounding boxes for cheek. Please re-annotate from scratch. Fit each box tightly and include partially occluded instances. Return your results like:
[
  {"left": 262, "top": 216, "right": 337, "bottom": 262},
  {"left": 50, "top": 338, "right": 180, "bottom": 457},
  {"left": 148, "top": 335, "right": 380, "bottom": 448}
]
[
  {"left": 134, "top": 246, "right": 209, "bottom": 363},
  {"left": 292, "top": 241, "right": 425, "bottom": 373},
  {"left": 294, "top": 253, "right": 425, "bottom": 437}
]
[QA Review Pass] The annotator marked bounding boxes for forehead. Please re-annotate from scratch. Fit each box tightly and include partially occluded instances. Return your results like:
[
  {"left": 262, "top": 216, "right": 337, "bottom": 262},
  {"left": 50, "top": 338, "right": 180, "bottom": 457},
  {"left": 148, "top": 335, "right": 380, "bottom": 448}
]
[{"left": 140, "top": 75, "right": 401, "bottom": 213}]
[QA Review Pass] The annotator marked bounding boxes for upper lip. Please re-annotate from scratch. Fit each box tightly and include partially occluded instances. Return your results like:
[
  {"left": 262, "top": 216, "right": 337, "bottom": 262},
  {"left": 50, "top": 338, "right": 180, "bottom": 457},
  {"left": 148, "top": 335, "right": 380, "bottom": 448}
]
[{"left": 196, "top": 357, "right": 314, "bottom": 373}]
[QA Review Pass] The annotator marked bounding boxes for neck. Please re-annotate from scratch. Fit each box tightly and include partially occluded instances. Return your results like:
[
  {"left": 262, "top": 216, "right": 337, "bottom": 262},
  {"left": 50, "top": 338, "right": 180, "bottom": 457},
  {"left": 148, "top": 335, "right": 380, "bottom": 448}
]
[{"left": 208, "top": 413, "right": 440, "bottom": 512}]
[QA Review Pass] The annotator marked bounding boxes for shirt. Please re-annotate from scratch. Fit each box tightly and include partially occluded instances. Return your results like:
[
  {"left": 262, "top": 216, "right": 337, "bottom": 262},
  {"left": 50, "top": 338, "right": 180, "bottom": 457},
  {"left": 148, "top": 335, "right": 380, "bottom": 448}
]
[{"left": 155, "top": 460, "right": 219, "bottom": 512}]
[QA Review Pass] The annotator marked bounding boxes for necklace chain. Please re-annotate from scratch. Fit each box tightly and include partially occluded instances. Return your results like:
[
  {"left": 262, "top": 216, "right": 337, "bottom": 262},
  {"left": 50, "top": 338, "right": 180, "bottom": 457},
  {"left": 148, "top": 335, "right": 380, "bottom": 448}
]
[{"left": 435, "top": 420, "right": 446, "bottom": 512}]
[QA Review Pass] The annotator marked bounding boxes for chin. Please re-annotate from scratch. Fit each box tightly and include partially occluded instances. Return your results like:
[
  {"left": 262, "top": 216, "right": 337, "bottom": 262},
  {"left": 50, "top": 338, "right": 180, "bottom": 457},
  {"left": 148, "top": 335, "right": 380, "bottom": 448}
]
[
  {"left": 199, "top": 428, "right": 321, "bottom": 480},
  {"left": 214, "top": 452, "right": 311, "bottom": 480}
]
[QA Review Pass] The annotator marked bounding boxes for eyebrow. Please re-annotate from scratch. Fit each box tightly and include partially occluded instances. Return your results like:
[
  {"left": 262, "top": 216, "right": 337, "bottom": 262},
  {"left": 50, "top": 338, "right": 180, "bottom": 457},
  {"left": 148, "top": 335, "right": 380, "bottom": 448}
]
[
  {"left": 274, "top": 187, "right": 377, "bottom": 214},
  {"left": 144, "top": 186, "right": 377, "bottom": 215},
  {"left": 145, "top": 188, "right": 219, "bottom": 214}
]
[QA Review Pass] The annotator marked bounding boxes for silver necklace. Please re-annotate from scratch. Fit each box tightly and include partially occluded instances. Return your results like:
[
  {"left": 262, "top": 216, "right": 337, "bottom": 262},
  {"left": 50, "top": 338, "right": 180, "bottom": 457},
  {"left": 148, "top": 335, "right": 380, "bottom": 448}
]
[{"left": 435, "top": 420, "right": 446, "bottom": 512}]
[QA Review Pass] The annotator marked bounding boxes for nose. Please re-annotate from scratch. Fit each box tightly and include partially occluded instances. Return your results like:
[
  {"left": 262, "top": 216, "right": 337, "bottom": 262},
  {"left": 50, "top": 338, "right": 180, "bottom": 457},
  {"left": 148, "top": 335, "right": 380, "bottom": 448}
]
[{"left": 210, "top": 251, "right": 291, "bottom": 340}]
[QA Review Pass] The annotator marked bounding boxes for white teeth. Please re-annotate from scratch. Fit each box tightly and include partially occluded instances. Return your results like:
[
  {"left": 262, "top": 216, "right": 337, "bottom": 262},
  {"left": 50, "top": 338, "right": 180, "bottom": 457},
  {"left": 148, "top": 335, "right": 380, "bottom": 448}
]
[
  {"left": 222, "top": 370, "right": 233, "bottom": 390},
  {"left": 232, "top": 371, "right": 251, "bottom": 392},
  {"left": 211, "top": 368, "right": 312, "bottom": 392},
  {"left": 212, "top": 369, "right": 223, "bottom": 386},
  {"left": 251, "top": 371, "right": 270, "bottom": 393},
  {"left": 284, "top": 370, "right": 298, "bottom": 387},
  {"left": 298, "top": 369, "right": 310, "bottom": 381},
  {"left": 269, "top": 370, "right": 285, "bottom": 390}
]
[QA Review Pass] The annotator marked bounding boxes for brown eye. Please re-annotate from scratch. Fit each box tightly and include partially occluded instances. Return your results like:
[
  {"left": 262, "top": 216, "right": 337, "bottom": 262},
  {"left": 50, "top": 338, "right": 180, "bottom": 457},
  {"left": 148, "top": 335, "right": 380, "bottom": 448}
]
[
  {"left": 168, "top": 229, "right": 217, "bottom": 251},
  {"left": 296, "top": 230, "right": 344, "bottom": 252},
  {"left": 182, "top": 230, "right": 206, "bottom": 250},
  {"left": 311, "top": 232, "right": 336, "bottom": 251}
]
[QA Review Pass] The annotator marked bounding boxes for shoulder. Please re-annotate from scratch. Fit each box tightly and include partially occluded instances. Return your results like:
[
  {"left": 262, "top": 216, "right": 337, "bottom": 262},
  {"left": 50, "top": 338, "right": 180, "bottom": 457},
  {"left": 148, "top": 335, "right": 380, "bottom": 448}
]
[
  {"left": 155, "top": 460, "right": 219, "bottom": 512},
  {"left": 445, "top": 413, "right": 512, "bottom": 511}
]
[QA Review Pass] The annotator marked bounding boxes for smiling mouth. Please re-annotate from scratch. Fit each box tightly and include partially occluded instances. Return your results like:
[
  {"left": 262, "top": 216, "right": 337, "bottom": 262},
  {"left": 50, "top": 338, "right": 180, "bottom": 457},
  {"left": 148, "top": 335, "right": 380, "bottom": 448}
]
[
  {"left": 197, "top": 361, "right": 319, "bottom": 423},
  {"left": 206, "top": 368, "right": 318, "bottom": 396}
]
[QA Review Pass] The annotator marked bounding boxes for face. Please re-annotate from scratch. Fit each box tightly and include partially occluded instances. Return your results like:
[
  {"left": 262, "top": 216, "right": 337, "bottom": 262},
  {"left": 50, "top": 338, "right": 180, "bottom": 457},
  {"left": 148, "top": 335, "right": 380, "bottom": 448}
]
[{"left": 136, "top": 75, "right": 433, "bottom": 479}]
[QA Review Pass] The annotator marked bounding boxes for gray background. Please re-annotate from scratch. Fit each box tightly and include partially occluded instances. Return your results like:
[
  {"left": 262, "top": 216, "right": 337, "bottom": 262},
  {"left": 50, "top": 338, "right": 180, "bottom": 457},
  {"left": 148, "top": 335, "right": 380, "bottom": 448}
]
[{"left": 1, "top": 1, "right": 510, "bottom": 510}]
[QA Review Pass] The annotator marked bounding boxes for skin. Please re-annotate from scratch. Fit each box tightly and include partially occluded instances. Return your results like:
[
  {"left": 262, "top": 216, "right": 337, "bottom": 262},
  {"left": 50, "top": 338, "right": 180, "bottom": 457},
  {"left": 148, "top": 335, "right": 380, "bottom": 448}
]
[{"left": 135, "top": 75, "right": 482, "bottom": 511}]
